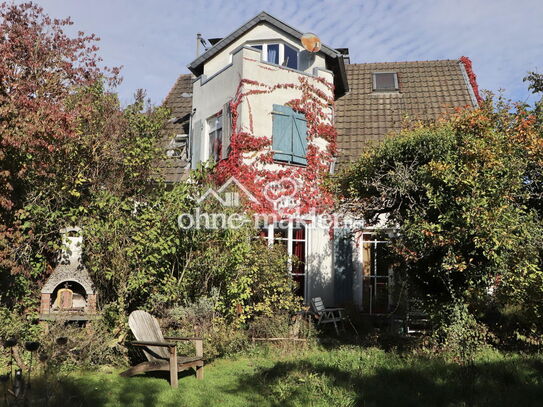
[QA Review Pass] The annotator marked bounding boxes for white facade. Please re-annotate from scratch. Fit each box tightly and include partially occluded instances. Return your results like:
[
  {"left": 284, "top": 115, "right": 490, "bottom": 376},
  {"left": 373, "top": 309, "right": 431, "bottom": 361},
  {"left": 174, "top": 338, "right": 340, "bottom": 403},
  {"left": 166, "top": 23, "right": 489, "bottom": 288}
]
[{"left": 189, "top": 23, "right": 337, "bottom": 305}]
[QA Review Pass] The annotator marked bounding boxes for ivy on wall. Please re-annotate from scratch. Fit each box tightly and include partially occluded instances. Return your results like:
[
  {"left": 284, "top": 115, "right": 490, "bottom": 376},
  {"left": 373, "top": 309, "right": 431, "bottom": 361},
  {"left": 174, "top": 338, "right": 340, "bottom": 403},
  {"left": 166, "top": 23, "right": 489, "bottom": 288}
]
[{"left": 213, "top": 75, "right": 338, "bottom": 216}]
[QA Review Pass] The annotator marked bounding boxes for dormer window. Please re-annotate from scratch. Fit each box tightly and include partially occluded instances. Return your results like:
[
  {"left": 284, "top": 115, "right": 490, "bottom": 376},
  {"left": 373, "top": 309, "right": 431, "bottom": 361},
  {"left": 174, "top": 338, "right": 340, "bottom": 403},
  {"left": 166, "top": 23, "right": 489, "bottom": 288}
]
[
  {"left": 250, "top": 43, "right": 299, "bottom": 70},
  {"left": 373, "top": 72, "right": 399, "bottom": 92}
]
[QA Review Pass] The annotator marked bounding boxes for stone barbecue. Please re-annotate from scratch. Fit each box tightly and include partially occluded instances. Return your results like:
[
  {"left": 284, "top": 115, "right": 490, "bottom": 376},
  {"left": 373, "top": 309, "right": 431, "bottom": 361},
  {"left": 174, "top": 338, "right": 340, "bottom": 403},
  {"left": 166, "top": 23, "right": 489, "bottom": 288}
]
[{"left": 40, "top": 226, "right": 97, "bottom": 321}]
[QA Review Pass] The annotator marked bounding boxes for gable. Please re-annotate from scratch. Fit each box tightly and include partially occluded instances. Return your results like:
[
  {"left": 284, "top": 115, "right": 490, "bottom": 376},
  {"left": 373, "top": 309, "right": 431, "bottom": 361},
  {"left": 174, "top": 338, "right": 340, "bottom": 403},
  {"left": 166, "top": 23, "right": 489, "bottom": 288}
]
[
  {"left": 201, "top": 22, "right": 326, "bottom": 78},
  {"left": 187, "top": 11, "right": 348, "bottom": 98}
]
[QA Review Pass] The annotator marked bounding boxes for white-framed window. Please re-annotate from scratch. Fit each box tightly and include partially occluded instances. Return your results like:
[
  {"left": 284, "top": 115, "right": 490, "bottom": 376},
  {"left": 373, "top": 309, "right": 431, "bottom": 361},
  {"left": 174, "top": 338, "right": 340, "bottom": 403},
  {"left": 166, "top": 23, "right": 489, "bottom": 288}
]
[
  {"left": 250, "top": 42, "right": 299, "bottom": 70},
  {"left": 259, "top": 221, "right": 307, "bottom": 299},
  {"left": 207, "top": 114, "right": 222, "bottom": 162},
  {"left": 360, "top": 233, "right": 393, "bottom": 314}
]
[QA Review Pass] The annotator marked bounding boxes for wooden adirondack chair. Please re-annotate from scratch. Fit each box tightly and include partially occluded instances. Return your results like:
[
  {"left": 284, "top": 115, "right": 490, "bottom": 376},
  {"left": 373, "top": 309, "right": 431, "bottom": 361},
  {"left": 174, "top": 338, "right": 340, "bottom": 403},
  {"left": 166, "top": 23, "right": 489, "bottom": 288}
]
[
  {"left": 120, "top": 310, "right": 204, "bottom": 388},
  {"left": 311, "top": 297, "right": 345, "bottom": 335}
]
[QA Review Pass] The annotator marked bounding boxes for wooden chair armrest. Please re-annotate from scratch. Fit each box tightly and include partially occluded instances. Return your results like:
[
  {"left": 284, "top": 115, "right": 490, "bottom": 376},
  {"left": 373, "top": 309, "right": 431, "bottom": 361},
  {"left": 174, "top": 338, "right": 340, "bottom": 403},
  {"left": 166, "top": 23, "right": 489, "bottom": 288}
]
[
  {"left": 162, "top": 337, "right": 204, "bottom": 358},
  {"left": 324, "top": 307, "right": 344, "bottom": 312},
  {"left": 130, "top": 340, "right": 176, "bottom": 348},
  {"left": 163, "top": 337, "right": 203, "bottom": 341}
]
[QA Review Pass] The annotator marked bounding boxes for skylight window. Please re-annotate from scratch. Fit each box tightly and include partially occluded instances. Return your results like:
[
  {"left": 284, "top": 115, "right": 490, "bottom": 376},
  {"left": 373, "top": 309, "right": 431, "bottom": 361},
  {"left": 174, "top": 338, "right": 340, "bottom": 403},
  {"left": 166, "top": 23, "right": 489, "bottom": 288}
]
[{"left": 373, "top": 72, "right": 399, "bottom": 92}]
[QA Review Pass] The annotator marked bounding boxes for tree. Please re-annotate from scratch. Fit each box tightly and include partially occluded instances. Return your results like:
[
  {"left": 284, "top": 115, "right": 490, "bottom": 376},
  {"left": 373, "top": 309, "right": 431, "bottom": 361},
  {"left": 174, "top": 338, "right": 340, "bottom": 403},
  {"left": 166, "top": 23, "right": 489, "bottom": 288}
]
[
  {"left": 338, "top": 101, "right": 543, "bottom": 337},
  {"left": 0, "top": 2, "right": 168, "bottom": 315},
  {"left": 0, "top": 2, "right": 112, "bottom": 283}
]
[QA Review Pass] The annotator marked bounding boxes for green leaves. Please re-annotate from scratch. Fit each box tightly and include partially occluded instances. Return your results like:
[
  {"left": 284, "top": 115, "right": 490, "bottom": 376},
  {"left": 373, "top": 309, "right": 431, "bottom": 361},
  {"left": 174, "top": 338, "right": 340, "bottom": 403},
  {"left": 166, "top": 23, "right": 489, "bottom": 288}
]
[{"left": 339, "top": 104, "right": 543, "bottom": 331}]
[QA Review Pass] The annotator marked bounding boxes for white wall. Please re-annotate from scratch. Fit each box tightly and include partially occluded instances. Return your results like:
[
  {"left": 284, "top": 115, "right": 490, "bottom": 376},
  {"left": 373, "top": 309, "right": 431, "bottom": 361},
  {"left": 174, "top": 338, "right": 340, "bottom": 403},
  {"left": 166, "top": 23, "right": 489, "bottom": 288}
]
[
  {"left": 307, "top": 226, "right": 334, "bottom": 305},
  {"left": 192, "top": 37, "right": 336, "bottom": 305},
  {"left": 203, "top": 22, "right": 327, "bottom": 77}
]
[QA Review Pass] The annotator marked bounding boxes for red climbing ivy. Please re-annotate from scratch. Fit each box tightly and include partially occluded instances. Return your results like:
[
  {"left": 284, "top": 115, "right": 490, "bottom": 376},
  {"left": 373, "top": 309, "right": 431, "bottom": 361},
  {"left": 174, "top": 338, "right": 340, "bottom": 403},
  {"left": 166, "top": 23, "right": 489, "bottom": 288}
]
[
  {"left": 460, "top": 56, "right": 482, "bottom": 105},
  {"left": 213, "top": 75, "right": 337, "bottom": 217}
]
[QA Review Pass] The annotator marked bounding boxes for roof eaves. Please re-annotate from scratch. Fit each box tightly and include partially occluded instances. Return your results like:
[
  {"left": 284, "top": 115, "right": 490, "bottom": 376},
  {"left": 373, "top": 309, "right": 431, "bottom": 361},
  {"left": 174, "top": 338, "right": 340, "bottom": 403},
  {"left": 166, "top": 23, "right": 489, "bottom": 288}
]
[{"left": 187, "top": 11, "right": 340, "bottom": 75}]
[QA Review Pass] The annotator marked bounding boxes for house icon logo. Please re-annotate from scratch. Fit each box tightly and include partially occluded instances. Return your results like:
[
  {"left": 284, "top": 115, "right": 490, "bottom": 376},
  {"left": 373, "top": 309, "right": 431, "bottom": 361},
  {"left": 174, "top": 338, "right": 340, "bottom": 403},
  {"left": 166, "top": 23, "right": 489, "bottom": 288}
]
[{"left": 196, "top": 176, "right": 259, "bottom": 207}]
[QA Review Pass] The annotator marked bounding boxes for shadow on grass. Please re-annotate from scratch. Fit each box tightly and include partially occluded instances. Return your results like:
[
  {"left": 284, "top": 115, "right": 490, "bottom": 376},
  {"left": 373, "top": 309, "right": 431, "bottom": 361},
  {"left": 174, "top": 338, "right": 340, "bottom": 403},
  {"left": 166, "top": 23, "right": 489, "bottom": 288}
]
[
  {"left": 230, "top": 355, "right": 543, "bottom": 407},
  {"left": 1, "top": 370, "right": 184, "bottom": 407}
]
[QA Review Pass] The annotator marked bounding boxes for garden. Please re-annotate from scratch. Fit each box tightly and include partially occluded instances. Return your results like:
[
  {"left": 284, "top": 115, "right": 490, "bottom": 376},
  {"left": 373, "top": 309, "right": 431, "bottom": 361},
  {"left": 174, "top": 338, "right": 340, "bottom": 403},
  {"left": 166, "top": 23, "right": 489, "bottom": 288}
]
[{"left": 1, "top": 3, "right": 543, "bottom": 406}]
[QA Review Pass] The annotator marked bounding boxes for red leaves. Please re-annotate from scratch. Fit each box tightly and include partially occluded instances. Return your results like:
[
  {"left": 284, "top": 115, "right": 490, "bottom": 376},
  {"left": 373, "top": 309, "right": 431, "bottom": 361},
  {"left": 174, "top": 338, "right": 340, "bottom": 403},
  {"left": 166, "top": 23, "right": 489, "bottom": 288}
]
[
  {"left": 212, "top": 75, "right": 337, "bottom": 217},
  {"left": 0, "top": 2, "right": 119, "bottom": 211},
  {"left": 460, "top": 56, "right": 482, "bottom": 105}
]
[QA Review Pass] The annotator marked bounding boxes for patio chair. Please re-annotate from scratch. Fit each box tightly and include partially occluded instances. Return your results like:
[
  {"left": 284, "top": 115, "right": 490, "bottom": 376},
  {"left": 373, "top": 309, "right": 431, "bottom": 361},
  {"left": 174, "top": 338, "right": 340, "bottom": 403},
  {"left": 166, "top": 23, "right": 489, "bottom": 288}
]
[
  {"left": 120, "top": 310, "right": 204, "bottom": 388},
  {"left": 311, "top": 297, "right": 345, "bottom": 335}
]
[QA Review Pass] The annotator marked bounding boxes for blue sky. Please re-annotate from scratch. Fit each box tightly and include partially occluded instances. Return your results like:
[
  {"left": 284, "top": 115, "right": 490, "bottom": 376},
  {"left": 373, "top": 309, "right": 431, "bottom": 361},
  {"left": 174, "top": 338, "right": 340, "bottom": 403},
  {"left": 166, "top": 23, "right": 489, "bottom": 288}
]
[{"left": 30, "top": 0, "right": 543, "bottom": 106}]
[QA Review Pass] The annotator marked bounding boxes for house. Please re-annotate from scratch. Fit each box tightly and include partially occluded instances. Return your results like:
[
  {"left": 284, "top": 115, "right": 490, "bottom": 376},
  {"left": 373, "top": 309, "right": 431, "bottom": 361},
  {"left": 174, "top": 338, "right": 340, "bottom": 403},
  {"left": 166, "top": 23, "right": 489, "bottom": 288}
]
[{"left": 161, "top": 12, "right": 479, "bottom": 313}]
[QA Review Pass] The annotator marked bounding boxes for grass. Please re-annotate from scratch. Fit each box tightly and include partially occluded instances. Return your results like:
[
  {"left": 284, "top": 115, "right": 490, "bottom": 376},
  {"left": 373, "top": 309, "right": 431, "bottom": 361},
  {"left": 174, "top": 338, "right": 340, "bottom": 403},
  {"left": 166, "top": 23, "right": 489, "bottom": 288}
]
[{"left": 4, "top": 346, "right": 543, "bottom": 407}]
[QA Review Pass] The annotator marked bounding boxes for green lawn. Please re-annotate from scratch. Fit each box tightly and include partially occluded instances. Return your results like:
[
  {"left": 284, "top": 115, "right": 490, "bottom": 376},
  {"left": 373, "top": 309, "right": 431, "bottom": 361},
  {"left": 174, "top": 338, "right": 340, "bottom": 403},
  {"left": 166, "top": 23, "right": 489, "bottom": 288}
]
[{"left": 13, "top": 346, "right": 543, "bottom": 407}]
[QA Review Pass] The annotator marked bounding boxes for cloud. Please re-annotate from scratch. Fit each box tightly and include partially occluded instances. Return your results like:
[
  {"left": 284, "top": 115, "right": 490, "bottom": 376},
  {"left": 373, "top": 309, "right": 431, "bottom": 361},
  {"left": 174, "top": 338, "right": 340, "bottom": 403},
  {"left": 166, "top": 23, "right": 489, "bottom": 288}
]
[{"left": 27, "top": 0, "right": 543, "bottom": 105}]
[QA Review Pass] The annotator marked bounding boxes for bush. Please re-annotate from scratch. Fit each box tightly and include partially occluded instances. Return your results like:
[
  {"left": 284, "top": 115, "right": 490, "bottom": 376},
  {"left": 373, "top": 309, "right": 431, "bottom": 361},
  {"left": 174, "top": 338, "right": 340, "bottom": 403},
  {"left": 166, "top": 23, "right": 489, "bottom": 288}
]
[
  {"left": 163, "top": 294, "right": 248, "bottom": 360},
  {"left": 38, "top": 319, "right": 125, "bottom": 372},
  {"left": 430, "top": 303, "right": 492, "bottom": 364},
  {"left": 249, "top": 313, "right": 316, "bottom": 340}
]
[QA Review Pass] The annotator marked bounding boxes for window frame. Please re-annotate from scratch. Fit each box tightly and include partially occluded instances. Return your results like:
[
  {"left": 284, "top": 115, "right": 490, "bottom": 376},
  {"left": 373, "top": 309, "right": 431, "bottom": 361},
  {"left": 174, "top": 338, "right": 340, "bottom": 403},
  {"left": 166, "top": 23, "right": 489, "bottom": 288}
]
[
  {"left": 248, "top": 41, "right": 300, "bottom": 70},
  {"left": 207, "top": 114, "right": 222, "bottom": 162},
  {"left": 360, "top": 233, "right": 394, "bottom": 315},
  {"left": 372, "top": 72, "right": 399, "bottom": 92},
  {"left": 261, "top": 221, "right": 308, "bottom": 300}
]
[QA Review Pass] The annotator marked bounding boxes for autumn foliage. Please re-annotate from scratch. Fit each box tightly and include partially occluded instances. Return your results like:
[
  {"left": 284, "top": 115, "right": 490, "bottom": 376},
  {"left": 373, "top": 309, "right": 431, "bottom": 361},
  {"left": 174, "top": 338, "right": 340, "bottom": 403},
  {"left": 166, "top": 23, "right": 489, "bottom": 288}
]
[{"left": 340, "top": 94, "right": 543, "bottom": 343}]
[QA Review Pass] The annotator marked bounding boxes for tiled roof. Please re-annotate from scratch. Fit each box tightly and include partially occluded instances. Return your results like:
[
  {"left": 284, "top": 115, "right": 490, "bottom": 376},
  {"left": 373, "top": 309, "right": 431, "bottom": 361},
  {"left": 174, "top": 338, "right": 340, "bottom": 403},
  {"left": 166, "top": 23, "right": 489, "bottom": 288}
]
[
  {"left": 160, "top": 73, "right": 193, "bottom": 183},
  {"left": 163, "top": 59, "right": 477, "bottom": 177},
  {"left": 335, "top": 60, "right": 476, "bottom": 165}
]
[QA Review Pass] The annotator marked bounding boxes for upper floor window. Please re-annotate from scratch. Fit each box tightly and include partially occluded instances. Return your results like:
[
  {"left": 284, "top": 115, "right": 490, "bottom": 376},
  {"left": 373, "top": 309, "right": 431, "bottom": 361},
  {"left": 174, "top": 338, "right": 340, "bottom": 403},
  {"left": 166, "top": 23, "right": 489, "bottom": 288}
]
[
  {"left": 207, "top": 115, "right": 222, "bottom": 162},
  {"left": 250, "top": 43, "right": 299, "bottom": 70},
  {"left": 373, "top": 72, "right": 399, "bottom": 92},
  {"left": 272, "top": 104, "right": 307, "bottom": 166}
]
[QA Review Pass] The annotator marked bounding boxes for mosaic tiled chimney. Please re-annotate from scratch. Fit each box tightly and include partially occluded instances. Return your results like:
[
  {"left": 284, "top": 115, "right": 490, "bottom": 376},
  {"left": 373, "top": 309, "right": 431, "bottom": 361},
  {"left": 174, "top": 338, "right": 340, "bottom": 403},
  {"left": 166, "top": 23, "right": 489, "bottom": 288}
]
[{"left": 40, "top": 227, "right": 97, "bottom": 321}]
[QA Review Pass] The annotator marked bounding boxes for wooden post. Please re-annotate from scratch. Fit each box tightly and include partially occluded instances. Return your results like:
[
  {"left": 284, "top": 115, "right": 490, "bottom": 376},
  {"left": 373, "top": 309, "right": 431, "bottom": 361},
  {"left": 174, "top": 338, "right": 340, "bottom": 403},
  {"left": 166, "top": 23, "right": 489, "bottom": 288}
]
[
  {"left": 194, "top": 339, "right": 204, "bottom": 379},
  {"left": 194, "top": 339, "right": 203, "bottom": 357},
  {"left": 168, "top": 345, "right": 178, "bottom": 388}
]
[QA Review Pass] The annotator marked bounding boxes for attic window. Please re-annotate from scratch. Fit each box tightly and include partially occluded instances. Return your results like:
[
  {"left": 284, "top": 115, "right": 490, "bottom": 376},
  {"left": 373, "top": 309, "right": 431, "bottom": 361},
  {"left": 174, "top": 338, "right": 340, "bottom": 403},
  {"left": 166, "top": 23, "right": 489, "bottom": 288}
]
[
  {"left": 166, "top": 134, "right": 188, "bottom": 158},
  {"left": 249, "top": 43, "right": 299, "bottom": 70},
  {"left": 373, "top": 72, "right": 399, "bottom": 92}
]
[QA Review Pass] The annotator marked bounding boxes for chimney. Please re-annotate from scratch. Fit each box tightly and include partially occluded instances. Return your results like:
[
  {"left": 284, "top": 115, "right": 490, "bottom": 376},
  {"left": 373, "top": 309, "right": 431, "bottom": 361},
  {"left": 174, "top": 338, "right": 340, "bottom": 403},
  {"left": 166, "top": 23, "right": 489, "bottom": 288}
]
[{"left": 335, "top": 48, "right": 350, "bottom": 64}]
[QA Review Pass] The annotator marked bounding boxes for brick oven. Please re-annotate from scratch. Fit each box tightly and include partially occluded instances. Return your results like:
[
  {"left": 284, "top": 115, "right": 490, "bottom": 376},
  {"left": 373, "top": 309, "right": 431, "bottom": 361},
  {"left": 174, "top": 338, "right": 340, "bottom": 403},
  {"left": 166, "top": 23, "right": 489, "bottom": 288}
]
[{"left": 40, "top": 227, "right": 97, "bottom": 321}]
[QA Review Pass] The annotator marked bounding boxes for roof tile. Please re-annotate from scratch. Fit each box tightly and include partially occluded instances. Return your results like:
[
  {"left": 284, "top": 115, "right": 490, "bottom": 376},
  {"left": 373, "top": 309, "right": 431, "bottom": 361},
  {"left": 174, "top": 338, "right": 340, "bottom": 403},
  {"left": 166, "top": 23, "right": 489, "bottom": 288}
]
[{"left": 335, "top": 60, "right": 474, "bottom": 165}]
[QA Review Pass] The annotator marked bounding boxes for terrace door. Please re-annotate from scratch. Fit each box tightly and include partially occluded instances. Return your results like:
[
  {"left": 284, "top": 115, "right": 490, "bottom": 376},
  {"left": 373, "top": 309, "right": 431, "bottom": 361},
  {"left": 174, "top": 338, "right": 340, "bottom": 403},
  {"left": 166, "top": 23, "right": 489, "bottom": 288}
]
[{"left": 361, "top": 234, "right": 392, "bottom": 314}]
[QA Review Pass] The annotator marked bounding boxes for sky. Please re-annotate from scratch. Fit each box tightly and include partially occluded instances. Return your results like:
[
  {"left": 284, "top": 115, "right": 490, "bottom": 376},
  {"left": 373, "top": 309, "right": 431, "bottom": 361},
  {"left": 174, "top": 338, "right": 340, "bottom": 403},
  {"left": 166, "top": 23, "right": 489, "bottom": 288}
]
[{"left": 27, "top": 0, "right": 543, "bottom": 106}]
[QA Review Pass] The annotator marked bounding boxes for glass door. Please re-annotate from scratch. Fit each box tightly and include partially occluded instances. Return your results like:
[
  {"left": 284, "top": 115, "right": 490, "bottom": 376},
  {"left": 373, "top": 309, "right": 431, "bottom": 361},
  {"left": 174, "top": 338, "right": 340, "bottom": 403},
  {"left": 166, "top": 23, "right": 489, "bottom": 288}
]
[{"left": 361, "top": 234, "right": 391, "bottom": 314}]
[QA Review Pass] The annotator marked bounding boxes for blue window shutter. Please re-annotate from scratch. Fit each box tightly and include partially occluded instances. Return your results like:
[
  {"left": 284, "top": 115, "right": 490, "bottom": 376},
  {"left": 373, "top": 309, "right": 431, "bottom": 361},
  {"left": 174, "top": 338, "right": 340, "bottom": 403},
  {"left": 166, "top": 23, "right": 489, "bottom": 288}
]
[
  {"left": 272, "top": 105, "right": 308, "bottom": 166},
  {"left": 292, "top": 112, "right": 308, "bottom": 165},
  {"left": 272, "top": 104, "right": 293, "bottom": 162}
]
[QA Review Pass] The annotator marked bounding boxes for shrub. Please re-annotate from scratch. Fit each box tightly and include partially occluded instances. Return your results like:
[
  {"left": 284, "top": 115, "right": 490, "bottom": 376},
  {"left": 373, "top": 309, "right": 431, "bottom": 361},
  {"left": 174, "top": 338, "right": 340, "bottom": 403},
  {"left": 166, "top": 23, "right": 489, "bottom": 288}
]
[
  {"left": 38, "top": 318, "right": 125, "bottom": 372},
  {"left": 163, "top": 295, "right": 248, "bottom": 360},
  {"left": 431, "top": 303, "right": 492, "bottom": 364}
]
